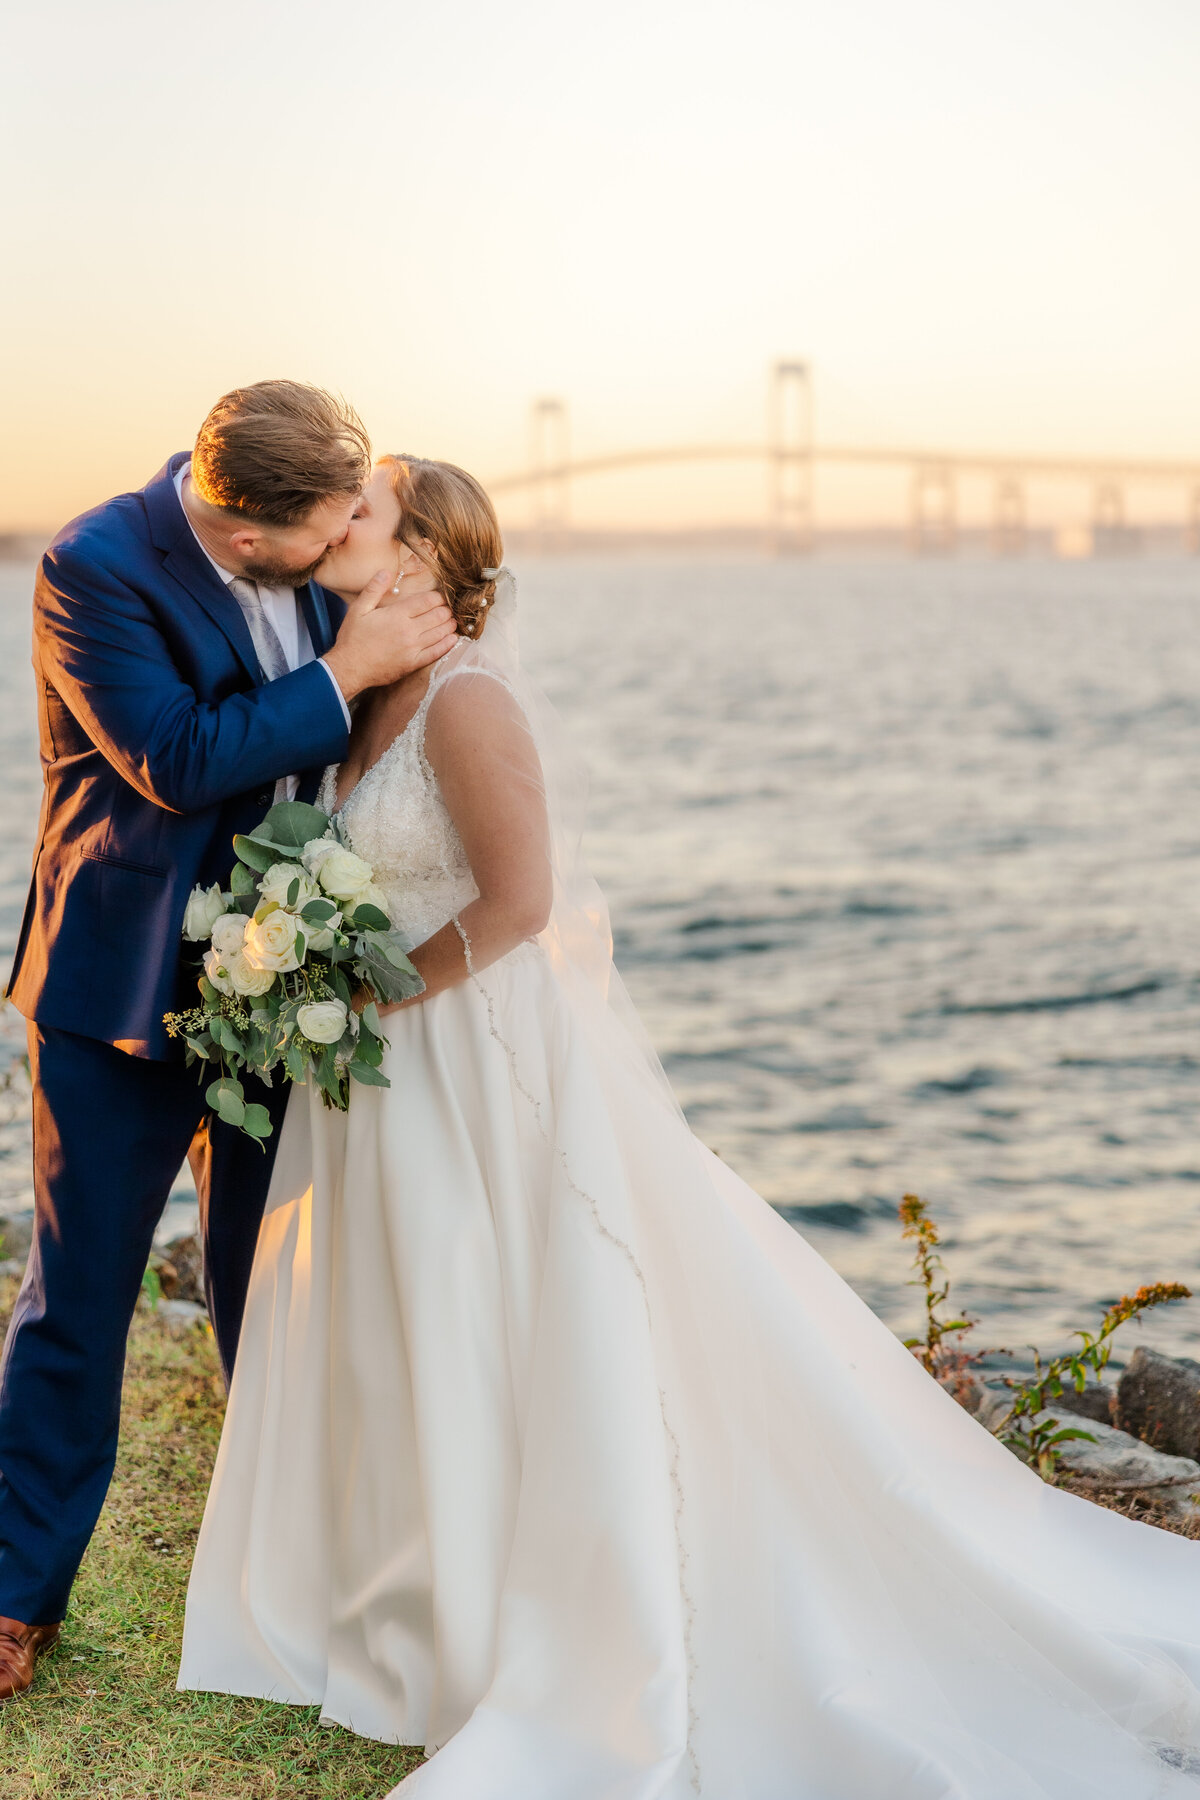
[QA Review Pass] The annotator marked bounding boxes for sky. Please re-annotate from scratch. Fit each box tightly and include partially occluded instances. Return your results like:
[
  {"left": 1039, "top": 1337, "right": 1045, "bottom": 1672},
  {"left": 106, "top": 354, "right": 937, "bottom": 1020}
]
[{"left": 3, "top": 0, "right": 1200, "bottom": 531}]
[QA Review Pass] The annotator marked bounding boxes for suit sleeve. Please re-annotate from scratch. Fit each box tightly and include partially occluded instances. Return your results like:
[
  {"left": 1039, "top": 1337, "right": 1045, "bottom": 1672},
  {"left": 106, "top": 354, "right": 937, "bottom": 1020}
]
[{"left": 37, "top": 545, "right": 351, "bottom": 815}]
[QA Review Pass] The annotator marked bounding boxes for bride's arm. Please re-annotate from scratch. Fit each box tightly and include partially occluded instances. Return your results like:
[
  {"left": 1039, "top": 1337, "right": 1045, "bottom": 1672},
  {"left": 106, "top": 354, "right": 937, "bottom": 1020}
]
[{"left": 378, "top": 671, "right": 553, "bottom": 1011}]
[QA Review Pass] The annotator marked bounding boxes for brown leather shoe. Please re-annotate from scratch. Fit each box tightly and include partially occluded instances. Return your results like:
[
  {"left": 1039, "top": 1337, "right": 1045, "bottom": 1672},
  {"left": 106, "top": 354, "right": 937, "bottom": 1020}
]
[{"left": 0, "top": 1616, "right": 61, "bottom": 1700}]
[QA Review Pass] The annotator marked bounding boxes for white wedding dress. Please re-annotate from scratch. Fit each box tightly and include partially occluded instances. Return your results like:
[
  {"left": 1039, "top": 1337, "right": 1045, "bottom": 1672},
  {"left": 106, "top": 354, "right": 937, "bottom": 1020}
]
[{"left": 179, "top": 630, "right": 1200, "bottom": 1799}]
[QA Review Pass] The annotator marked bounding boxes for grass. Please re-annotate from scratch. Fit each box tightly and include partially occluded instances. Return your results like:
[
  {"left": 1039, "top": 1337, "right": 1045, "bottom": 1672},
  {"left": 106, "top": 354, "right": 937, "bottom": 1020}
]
[
  {"left": 0, "top": 1274, "right": 424, "bottom": 1799},
  {"left": 2, "top": 1204, "right": 1195, "bottom": 1797}
]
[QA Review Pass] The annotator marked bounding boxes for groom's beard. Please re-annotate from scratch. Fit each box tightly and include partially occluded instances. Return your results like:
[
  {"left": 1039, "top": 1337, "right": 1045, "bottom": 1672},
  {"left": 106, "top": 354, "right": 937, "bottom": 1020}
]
[{"left": 241, "top": 552, "right": 325, "bottom": 587}]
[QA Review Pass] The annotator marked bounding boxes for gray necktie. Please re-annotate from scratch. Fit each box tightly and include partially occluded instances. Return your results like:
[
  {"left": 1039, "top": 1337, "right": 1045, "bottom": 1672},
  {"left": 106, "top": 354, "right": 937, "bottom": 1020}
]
[{"left": 227, "top": 577, "right": 290, "bottom": 682}]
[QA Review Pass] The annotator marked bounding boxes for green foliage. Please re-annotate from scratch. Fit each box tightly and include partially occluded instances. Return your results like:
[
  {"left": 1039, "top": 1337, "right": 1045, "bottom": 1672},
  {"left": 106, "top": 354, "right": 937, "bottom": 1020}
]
[
  {"left": 345, "top": 902, "right": 390, "bottom": 932},
  {"left": 898, "top": 1196, "right": 1193, "bottom": 1480},
  {"left": 898, "top": 1194, "right": 981, "bottom": 1400},
  {"left": 999, "top": 1282, "right": 1192, "bottom": 1477},
  {"left": 230, "top": 833, "right": 274, "bottom": 874},
  {"left": 164, "top": 803, "right": 427, "bottom": 1143},
  {"left": 0, "top": 1274, "right": 422, "bottom": 1798}
]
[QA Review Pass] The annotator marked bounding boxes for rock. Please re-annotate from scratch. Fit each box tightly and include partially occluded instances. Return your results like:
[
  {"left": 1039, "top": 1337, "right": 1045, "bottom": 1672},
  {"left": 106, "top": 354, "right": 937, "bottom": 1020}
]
[
  {"left": 1115, "top": 1347, "right": 1200, "bottom": 1461},
  {"left": 0, "top": 1214, "right": 34, "bottom": 1264},
  {"left": 160, "top": 1233, "right": 205, "bottom": 1305},
  {"left": 1014, "top": 1410, "right": 1200, "bottom": 1521},
  {"left": 960, "top": 1375, "right": 1114, "bottom": 1431},
  {"left": 154, "top": 1298, "right": 208, "bottom": 1333},
  {"left": 957, "top": 1377, "right": 1015, "bottom": 1433},
  {"left": 1038, "top": 1381, "right": 1115, "bottom": 1425}
]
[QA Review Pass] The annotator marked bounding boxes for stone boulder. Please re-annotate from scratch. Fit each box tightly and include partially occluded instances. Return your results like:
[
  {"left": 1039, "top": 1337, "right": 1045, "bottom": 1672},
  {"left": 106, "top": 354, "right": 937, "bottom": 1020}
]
[
  {"left": 1009, "top": 1410, "right": 1200, "bottom": 1522},
  {"left": 1116, "top": 1347, "right": 1200, "bottom": 1461},
  {"left": 958, "top": 1376, "right": 1200, "bottom": 1521},
  {"left": 1036, "top": 1381, "right": 1115, "bottom": 1425},
  {"left": 155, "top": 1298, "right": 209, "bottom": 1334},
  {"left": 158, "top": 1233, "right": 205, "bottom": 1305}
]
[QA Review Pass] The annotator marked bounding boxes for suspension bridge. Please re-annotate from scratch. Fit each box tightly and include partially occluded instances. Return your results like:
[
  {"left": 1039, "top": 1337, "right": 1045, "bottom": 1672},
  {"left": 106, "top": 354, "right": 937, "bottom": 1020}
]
[{"left": 489, "top": 363, "right": 1200, "bottom": 556}]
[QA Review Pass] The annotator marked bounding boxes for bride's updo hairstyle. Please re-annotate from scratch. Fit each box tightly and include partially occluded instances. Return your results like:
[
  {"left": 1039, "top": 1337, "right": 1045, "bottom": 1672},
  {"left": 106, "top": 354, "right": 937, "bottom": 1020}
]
[{"left": 380, "top": 454, "right": 504, "bottom": 640}]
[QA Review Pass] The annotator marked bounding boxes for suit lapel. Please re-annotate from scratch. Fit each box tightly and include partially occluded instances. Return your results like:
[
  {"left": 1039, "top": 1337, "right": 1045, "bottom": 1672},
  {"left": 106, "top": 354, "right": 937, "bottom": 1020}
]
[
  {"left": 297, "top": 580, "right": 334, "bottom": 657},
  {"left": 296, "top": 581, "right": 346, "bottom": 805},
  {"left": 144, "top": 455, "right": 263, "bottom": 686}
]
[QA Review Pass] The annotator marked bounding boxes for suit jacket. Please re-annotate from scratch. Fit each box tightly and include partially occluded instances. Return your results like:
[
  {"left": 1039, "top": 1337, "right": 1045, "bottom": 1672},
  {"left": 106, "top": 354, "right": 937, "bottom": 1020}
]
[{"left": 6, "top": 453, "right": 351, "bottom": 1058}]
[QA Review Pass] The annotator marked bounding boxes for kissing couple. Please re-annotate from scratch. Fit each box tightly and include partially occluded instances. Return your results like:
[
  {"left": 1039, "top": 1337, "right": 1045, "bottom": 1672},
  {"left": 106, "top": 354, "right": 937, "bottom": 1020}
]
[{"left": 4, "top": 380, "right": 1200, "bottom": 1798}]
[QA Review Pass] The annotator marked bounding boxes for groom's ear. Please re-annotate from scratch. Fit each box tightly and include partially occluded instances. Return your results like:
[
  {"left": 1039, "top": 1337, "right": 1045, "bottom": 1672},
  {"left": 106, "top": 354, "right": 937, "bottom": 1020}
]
[{"left": 228, "top": 525, "right": 266, "bottom": 559}]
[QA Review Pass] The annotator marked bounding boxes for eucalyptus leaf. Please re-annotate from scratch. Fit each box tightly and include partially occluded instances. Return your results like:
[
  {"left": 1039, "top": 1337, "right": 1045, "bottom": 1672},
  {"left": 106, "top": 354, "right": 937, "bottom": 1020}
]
[
  {"left": 242, "top": 1102, "right": 274, "bottom": 1140},
  {"left": 213, "top": 1018, "right": 246, "bottom": 1058},
  {"left": 232, "top": 834, "right": 275, "bottom": 874},
  {"left": 253, "top": 800, "right": 331, "bottom": 852},
  {"left": 300, "top": 899, "right": 337, "bottom": 924},
  {"left": 230, "top": 861, "right": 258, "bottom": 896},
  {"left": 348, "top": 1062, "right": 391, "bottom": 1088},
  {"left": 207, "top": 1077, "right": 246, "bottom": 1128},
  {"left": 360, "top": 1001, "right": 383, "bottom": 1038},
  {"left": 327, "top": 965, "right": 353, "bottom": 1007},
  {"left": 348, "top": 903, "right": 390, "bottom": 932}
]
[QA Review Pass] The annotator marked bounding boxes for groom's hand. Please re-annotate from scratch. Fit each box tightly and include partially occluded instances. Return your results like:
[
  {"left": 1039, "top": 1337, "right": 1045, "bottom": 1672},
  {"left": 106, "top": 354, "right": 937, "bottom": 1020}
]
[{"left": 324, "top": 570, "right": 457, "bottom": 703}]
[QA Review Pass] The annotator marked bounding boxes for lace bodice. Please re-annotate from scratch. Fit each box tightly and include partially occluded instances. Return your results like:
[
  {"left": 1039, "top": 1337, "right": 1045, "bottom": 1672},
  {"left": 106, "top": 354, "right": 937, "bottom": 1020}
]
[{"left": 318, "top": 662, "right": 482, "bottom": 949}]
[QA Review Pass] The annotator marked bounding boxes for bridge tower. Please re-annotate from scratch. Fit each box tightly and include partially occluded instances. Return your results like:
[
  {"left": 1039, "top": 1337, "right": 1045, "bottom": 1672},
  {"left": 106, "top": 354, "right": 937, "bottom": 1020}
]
[
  {"left": 768, "top": 360, "right": 813, "bottom": 554},
  {"left": 992, "top": 475, "right": 1027, "bottom": 556},
  {"left": 910, "top": 463, "right": 956, "bottom": 554},
  {"left": 529, "top": 397, "right": 570, "bottom": 553},
  {"left": 1091, "top": 478, "right": 1134, "bottom": 555}
]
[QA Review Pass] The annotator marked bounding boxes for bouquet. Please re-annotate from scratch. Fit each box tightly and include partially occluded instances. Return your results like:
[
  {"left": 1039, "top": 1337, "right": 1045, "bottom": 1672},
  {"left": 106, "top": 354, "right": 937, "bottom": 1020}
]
[{"left": 164, "top": 801, "right": 424, "bottom": 1142}]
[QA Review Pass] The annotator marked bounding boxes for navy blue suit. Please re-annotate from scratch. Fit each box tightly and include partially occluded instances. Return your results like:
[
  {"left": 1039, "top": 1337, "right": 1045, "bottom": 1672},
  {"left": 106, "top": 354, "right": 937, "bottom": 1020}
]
[{"left": 0, "top": 454, "right": 351, "bottom": 1623}]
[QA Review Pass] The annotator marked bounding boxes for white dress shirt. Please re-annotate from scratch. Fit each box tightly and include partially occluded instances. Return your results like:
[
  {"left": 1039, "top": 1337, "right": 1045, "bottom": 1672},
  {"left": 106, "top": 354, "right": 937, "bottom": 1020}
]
[{"left": 173, "top": 463, "right": 350, "bottom": 800}]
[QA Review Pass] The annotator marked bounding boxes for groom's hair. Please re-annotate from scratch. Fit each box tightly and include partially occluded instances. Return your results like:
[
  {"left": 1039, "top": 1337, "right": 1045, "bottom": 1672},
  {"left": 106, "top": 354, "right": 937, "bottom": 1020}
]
[{"left": 191, "top": 381, "right": 371, "bottom": 527}]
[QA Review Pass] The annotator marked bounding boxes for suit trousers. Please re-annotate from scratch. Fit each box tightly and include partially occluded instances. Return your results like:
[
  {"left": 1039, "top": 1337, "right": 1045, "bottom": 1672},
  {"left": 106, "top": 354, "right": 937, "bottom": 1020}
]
[{"left": 0, "top": 1023, "right": 287, "bottom": 1623}]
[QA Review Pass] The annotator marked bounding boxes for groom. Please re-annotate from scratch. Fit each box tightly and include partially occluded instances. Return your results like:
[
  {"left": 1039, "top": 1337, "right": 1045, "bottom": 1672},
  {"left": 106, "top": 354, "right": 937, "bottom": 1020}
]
[{"left": 0, "top": 381, "right": 456, "bottom": 1698}]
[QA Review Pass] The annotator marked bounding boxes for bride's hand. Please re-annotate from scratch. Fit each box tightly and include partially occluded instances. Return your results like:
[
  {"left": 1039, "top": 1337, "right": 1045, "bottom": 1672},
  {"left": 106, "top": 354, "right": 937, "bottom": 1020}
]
[{"left": 324, "top": 570, "right": 457, "bottom": 703}]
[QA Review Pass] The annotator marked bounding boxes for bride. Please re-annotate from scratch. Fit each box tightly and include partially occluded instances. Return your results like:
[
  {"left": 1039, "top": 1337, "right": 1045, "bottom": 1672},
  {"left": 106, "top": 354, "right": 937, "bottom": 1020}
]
[{"left": 180, "top": 454, "right": 1200, "bottom": 1799}]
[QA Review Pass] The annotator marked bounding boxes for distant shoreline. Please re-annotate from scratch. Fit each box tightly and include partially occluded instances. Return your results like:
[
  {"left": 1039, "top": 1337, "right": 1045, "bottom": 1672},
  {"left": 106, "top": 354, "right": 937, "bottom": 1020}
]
[{"left": 3, "top": 522, "right": 1199, "bottom": 563}]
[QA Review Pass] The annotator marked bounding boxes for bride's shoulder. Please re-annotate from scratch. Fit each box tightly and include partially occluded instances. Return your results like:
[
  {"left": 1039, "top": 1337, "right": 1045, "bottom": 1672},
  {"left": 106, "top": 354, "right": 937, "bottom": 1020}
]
[
  {"left": 428, "top": 644, "right": 521, "bottom": 710},
  {"left": 424, "top": 650, "right": 534, "bottom": 768}
]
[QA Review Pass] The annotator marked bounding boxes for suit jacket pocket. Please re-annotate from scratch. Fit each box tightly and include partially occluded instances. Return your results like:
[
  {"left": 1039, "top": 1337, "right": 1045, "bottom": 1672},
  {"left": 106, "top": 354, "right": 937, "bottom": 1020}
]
[{"left": 80, "top": 849, "right": 169, "bottom": 880}]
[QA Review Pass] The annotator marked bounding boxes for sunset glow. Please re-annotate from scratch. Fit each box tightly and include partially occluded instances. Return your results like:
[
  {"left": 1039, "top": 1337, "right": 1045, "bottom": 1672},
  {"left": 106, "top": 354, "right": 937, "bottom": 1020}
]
[{"left": 4, "top": 0, "right": 1199, "bottom": 533}]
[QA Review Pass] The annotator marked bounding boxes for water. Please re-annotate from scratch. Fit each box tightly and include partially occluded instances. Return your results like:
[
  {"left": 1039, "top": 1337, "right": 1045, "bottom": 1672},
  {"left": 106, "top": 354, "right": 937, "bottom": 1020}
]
[{"left": 2, "top": 553, "right": 1200, "bottom": 1370}]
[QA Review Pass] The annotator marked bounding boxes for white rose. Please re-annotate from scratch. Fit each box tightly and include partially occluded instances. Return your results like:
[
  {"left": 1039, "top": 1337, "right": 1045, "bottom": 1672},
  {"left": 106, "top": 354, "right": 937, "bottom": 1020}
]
[
  {"left": 308, "top": 842, "right": 375, "bottom": 902},
  {"left": 296, "top": 999, "right": 350, "bottom": 1044},
  {"left": 305, "top": 910, "right": 342, "bottom": 953},
  {"left": 242, "top": 908, "right": 302, "bottom": 973},
  {"left": 347, "top": 883, "right": 390, "bottom": 919},
  {"left": 183, "top": 883, "right": 228, "bottom": 942},
  {"left": 259, "top": 862, "right": 318, "bottom": 910},
  {"left": 226, "top": 950, "right": 278, "bottom": 997},
  {"left": 210, "top": 912, "right": 248, "bottom": 957},
  {"left": 203, "top": 947, "right": 233, "bottom": 994},
  {"left": 300, "top": 836, "right": 342, "bottom": 879}
]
